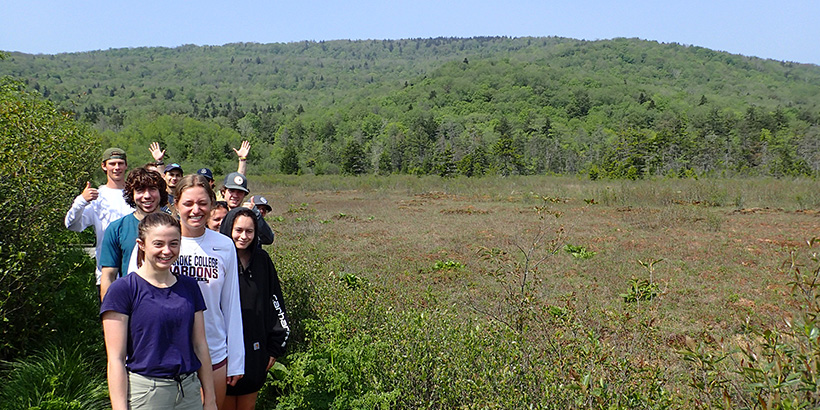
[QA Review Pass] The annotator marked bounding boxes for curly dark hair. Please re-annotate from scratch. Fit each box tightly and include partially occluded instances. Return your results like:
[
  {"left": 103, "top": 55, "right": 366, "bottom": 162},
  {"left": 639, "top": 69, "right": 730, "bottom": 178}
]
[{"left": 124, "top": 167, "right": 169, "bottom": 209}]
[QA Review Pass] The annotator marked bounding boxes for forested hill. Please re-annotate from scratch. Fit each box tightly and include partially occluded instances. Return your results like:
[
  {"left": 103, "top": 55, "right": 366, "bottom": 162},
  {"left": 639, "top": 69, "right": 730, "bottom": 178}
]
[{"left": 4, "top": 36, "right": 820, "bottom": 178}]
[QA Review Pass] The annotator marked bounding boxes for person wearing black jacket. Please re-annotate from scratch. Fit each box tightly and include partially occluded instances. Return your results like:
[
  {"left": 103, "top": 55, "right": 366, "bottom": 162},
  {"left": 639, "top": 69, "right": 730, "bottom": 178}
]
[{"left": 219, "top": 207, "right": 289, "bottom": 409}]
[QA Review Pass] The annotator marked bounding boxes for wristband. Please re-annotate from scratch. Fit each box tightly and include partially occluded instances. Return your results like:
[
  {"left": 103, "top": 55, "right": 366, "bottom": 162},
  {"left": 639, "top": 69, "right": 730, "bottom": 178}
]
[{"left": 238, "top": 156, "right": 247, "bottom": 161}]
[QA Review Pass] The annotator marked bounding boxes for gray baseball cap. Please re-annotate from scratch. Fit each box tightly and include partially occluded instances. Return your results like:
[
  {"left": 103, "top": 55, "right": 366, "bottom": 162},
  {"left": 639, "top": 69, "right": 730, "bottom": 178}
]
[
  {"left": 223, "top": 172, "right": 249, "bottom": 193},
  {"left": 252, "top": 195, "right": 271, "bottom": 211}
]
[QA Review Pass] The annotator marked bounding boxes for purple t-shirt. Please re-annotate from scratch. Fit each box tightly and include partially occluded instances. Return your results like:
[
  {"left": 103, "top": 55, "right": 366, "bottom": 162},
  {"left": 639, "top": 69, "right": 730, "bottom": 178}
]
[{"left": 101, "top": 273, "right": 207, "bottom": 378}]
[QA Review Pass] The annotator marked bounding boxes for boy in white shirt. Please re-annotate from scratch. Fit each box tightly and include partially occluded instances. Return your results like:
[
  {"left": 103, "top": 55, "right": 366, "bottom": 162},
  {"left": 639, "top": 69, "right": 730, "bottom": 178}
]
[{"left": 64, "top": 148, "right": 134, "bottom": 297}]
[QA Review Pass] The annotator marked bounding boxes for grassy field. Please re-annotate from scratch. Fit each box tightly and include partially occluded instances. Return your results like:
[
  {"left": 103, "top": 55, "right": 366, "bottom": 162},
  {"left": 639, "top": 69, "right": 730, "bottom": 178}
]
[{"left": 248, "top": 175, "right": 820, "bottom": 408}]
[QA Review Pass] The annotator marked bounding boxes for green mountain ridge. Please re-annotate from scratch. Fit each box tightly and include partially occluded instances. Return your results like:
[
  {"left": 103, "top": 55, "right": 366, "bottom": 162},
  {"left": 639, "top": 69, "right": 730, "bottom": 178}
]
[{"left": 3, "top": 36, "right": 819, "bottom": 177}]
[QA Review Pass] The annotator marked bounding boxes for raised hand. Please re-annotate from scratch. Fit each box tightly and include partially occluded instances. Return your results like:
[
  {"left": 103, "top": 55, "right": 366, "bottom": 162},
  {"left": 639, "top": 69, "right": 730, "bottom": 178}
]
[
  {"left": 233, "top": 140, "right": 250, "bottom": 159},
  {"left": 81, "top": 181, "right": 99, "bottom": 202},
  {"left": 149, "top": 142, "right": 165, "bottom": 162}
]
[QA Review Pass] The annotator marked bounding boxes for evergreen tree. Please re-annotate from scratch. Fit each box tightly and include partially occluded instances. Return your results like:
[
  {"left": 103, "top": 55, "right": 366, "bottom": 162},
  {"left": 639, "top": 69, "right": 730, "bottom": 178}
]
[
  {"left": 377, "top": 150, "right": 392, "bottom": 175},
  {"left": 280, "top": 144, "right": 300, "bottom": 174},
  {"left": 435, "top": 145, "right": 457, "bottom": 177},
  {"left": 493, "top": 134, "right": 523, "bottom": 176},
  {"left": 342, "top": 140, "right": 367, "bottom": 175},
  {"left": 457, "top": 153, "right": 475, "bottom": 177},
  {"left": 472, "top": 145, "right": 490, "bottom": 176}
]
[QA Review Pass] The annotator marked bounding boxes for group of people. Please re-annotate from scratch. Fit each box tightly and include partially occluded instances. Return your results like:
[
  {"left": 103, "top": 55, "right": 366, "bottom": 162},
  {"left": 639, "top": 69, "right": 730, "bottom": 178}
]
[{"left": 65, "top": 143, "right": 289, "bottom": 410}]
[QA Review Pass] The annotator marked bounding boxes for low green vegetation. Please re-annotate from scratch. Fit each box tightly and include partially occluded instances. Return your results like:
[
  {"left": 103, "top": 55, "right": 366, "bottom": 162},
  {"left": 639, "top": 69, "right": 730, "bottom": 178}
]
[
  {"left": 564, "top": 244, "right": 597, "bottom": 259},
  {"left": 0, "top": 346, "right": 107, "bottom": 410},
  {"left": 431, "top": 259, "right": 463, "bottom": 271}
]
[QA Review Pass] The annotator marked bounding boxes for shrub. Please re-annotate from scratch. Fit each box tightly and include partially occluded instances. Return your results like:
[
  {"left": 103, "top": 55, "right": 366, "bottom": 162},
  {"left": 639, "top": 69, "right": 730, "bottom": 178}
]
[
  {"left": 681, "top": 238, "right": 820, "bottom": 408},
  {"left": 263, "top": 225, "right": 675, "bottom": 409},
  {"left": 0, "top": 76, "right": 99, "bottom": 360},
  {"left": 622, "top": 277, "right": 660, "bottom": 302},
  {"left": 0, "top": 345, "right": 107, "bottom": 410},
  {"left": 432, "top": 259, "right": 463, "bottom": 271},
  {"left": 266, "top": 315, "right": 399, "bottom": 410},
  {"left": 564, "top": 244, "right": 597, "bottom": 259}
]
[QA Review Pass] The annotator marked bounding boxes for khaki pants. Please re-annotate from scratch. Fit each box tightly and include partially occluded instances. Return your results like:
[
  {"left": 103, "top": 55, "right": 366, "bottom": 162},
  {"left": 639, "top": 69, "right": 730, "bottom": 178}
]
[{"left": 128, "top": 371, "right": 203, "bottom": 409}]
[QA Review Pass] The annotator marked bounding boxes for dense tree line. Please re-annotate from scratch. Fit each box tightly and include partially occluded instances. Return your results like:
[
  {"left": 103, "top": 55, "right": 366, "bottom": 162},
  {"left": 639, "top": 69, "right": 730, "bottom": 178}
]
[{"left": 3, "top": 36, "right": 820, "bottom": 178}]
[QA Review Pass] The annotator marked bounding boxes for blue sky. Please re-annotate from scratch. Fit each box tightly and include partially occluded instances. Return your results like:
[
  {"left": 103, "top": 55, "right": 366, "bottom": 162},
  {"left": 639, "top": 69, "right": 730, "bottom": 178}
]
[{"left": 3, "top": 0, "right": 819, "bottom": 65}]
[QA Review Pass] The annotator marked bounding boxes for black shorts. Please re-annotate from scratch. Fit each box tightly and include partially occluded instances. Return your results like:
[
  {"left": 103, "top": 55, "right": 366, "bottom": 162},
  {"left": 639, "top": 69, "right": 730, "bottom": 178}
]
[{"left": 226, "top": 342, "right": 269, "bottom": 396}]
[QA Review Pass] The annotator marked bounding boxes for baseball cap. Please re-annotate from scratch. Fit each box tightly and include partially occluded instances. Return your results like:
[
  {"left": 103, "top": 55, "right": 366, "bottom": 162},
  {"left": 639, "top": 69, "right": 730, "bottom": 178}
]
[
  {"left": 102, "top": 147, "right": 127, "bottom": 162},
  {"left": 252, "top": 195, "right": 271, "bottom": 211},
  {"left": 197, "top": 168, "right": 214, "bottom": 181},
  {"left": 164, "top": 163, "right": 183, "bottom": 174},
  {"left": 224, "top": 172, "right": 249, "bottom": 193}
]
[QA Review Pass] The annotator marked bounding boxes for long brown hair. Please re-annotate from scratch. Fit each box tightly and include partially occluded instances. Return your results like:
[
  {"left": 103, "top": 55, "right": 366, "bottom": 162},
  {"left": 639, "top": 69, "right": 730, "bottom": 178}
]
[{"left": 136, "top": 212, "right": 181, "bottom": 268}]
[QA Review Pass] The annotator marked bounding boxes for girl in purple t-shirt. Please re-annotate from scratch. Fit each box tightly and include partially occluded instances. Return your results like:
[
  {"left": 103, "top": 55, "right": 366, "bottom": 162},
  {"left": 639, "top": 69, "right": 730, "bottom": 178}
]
[{"left": 101, "top": 212, "right": 217, "bottom": 410}]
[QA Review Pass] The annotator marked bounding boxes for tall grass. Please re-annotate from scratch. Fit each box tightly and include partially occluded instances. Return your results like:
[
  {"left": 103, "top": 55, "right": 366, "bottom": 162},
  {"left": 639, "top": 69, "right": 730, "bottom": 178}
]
[
  {"left": 262, "top": 243, "right": 676, "bottom": 409},
  {"left": 0, "top": 250, "right": 107, "bottom": 410},
  {"left": 0, "top": 345, "right": 107, "bottom": 410},
  {"left": 252, "top": 175, "right": 820, "bottom": 210}
]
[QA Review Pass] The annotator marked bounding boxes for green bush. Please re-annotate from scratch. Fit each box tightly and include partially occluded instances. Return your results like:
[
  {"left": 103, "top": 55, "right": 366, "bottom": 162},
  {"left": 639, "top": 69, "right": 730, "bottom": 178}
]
[
  {"left": 0, "top": 75, "right": 99, "bottom": 360},
  {"left": 680, "top": 239, "right": 820, "bottom": 409},
  {"left": 261, "top": 246, "right": 675, "bottom": 409},
  {"left": 564, "top": 244, "right": 597, "bottom": 259},
  {"left": 432, "top": 259, "right": 464, "bottom": 271},
  {"left": 266, "top": 315, "right": 399, "bottom": 410},
  {"left": 0, "top": 345, "right": 107, "bottom": 410}
]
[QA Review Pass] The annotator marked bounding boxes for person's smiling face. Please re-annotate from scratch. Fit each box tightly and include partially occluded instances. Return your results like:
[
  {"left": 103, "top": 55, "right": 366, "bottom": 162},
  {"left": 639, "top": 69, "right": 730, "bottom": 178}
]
[
  {"left": 102, "top": 158, "right": 127, "bottom": 183},
  {"left": 225, "top": 188, "right": 247, "bottom": 209},
  {"left": 134, "top": 187, "right": 161, "bottom": 214},
  {"left": 231, "top": 215, "right": 255, "bottom": 250},
  {"left": 177, "top": 186, "right": 211, "bottom": 233},
  {"left": 138, "top": 224, "right": 180, "bottom": 271}
]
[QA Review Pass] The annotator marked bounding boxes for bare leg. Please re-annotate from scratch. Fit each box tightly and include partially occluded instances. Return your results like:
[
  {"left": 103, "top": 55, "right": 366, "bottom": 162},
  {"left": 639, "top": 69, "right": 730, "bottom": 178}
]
[
  {"left": 222, "top": 394, "right": 237, "bottom": 410},
  {"left": 212, "top": 365, "right": 227, "bottom": 409},
  {"left": 223, "top": 391, "right": 258, "bottom": 410},
  {"left": 235, "top": 392, "right": 259, "bottom": 410}
]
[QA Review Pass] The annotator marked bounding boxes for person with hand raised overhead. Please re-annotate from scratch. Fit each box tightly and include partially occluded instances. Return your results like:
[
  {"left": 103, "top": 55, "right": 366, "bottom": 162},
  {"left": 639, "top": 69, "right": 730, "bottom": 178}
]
[{"left": 220, "top": 172, "right": 273, "bottom": 246}]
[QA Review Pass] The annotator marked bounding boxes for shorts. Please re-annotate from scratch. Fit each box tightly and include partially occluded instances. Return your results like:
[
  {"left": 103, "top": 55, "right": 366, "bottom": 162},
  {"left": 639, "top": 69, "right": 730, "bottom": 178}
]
[
  {"left": 128, "top": 371, "right": 202, "bottom": 409},
  {"left": 213, "top": 357, "right": 227, "bottom": 371},
  {"left": 226, "top": 344, "right": 269, "bottom": 396}
]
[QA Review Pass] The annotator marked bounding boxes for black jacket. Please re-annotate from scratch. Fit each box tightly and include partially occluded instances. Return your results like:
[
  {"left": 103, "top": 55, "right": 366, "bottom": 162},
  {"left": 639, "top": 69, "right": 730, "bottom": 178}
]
[
  {"left": 220, "top": 208, "right": 290, "bottom": 394},
  {"left": 251, "top": 206, "right": 275, "bottom": 245}
]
